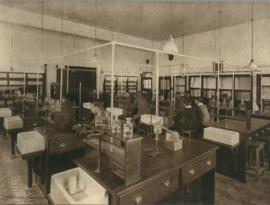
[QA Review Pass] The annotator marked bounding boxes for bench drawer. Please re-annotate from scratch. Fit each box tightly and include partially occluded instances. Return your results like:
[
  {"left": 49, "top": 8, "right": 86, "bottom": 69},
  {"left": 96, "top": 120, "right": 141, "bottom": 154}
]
[
  {"left": 181, "top": 154, "right": 215, "bottom": 185},
  {"left": 119, "top": 170, "right": 178, "bottom": 205}
]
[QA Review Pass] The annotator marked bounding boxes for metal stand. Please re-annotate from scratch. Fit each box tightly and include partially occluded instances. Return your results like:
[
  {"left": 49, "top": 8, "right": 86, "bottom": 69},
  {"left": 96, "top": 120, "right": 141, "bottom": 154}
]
[{"left": 95, "top": 134, "right": 102, "bottom": 173}]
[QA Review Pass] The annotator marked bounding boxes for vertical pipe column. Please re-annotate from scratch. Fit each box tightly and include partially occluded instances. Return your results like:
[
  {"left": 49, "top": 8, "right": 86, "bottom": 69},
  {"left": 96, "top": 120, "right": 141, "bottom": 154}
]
[
  {"left": 217, "top": 63, "right": 220, "bottom": 101},
  {"left": 60, "top": 67, "right": 63, "bottom": 105},
  {"left": 260, "top": 71, "right": 263, "bottom": 111},
  {"left": 66, "top": 67, "right": 69, "bottom": 94},
  {"left": 23, "top": 73, "right": 26, "bottom": 96},
  {"left": 111, "top": 43, "right": 115, "bottom": 124},
  {"left": 216, "top": 63, "right": 220, "bottom": 122},
  {"left": 232, "top": 67, "right": 235, "bottom": 116},
  {"left": 155, "top": 52, "right": 159, "bottom": 116},
  {"left": 97, "top": 64, "right": 100, "bottom": 100},
  {"left": 79, "top": 81, "right": 82, "bottom": 120},
  {"left": 36, "top": 72, "right": 39, "bottom": 107}
]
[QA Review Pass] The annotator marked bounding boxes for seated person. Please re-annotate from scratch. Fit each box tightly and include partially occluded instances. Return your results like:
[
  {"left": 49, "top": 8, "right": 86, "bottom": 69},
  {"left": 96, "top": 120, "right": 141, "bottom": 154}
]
[
  {"left": 195, "top": 98, "right": 210, "bottom": 126},
  {"left": 131, "top": 92, "right": 151, "bottom": 127},
  {"left": 175, "top": 92, "right": 185, "bottom": 112},
  {"left": 122, "top": 92, "right": 136, "bottom": 118},
  {"left": 173, "top": 96, "right": 203, "bottom": 138}
]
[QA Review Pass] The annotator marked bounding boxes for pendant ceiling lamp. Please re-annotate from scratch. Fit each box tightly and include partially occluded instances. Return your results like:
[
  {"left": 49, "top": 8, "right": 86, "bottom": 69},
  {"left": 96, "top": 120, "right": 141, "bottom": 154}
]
[
  {"left": 249, "top": 2, "right": 257, "bottom": 70},
  {"left": 163, "top": 3, "right": 178, "bottom": 61}
]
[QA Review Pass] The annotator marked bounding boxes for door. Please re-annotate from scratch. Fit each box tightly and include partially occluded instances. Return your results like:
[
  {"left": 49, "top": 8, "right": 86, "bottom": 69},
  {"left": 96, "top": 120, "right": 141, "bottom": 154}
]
[{"left": 68, "top": 66, "right": 96, "bottom": 105}]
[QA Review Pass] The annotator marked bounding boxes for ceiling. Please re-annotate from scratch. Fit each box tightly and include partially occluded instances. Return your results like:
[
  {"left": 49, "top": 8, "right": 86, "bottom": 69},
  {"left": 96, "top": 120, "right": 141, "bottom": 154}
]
[{"left": 2, "top": 1, "right": 270, "bottom": 41}]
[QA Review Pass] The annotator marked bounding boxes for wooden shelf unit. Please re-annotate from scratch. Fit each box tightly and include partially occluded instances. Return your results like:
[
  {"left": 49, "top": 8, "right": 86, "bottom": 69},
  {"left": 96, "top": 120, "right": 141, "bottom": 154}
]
[
  {"left": 103, "top": 75, "right": 138, "bottom": 96},
  {"left": 174, "top": 76, "right": 186, "bottom": 97},
  {"left": 0, "top": 71, "right": 46, "bottom": 97}
]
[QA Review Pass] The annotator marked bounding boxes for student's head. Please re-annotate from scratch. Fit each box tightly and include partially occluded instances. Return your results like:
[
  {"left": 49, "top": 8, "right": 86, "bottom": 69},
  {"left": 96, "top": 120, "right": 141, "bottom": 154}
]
[{"left": 186, "top": 96, "right": 194, "bottom": 106}]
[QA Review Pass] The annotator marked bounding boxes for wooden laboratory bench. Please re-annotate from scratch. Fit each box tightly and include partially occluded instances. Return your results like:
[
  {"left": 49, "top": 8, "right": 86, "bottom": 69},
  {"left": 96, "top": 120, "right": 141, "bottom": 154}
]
[
  {"left": 252, "top": 111, "right": 270, "bottom": 120},
  {"left": 16, "top": 148, "right": 45, "bottom": 188},
  {"left": 74, "top": 138, "right": 218, "bottom": 205},
  {"left": 207, "top": 118, "right": 270, "bottom": 182},
  {"left": 32, "top": 127, "right": 86, "bottom": 195}
]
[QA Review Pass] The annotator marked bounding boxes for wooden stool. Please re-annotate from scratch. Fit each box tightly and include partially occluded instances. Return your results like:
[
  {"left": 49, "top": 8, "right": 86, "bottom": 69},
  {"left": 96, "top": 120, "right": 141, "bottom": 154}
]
[
  {"left": 253, "top": 129, "right": 270, "bottom": 171},
  {"left": 247, "top": 141, "right": 265, "bottom": 176},
  {"left": 181, "top": 129, "right": 197, "bottom": 139}
]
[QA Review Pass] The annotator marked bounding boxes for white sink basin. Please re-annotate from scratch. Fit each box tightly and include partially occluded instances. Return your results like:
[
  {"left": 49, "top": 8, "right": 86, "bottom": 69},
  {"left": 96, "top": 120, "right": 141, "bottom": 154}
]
[
  {"left": 0, "top": 108, "right": 12, "bottom": 118},
  {"left": 140, "top": 114, "right": 163, "bottom": 125},
  {"left": 204, "top": 127, "right": 240, "bottom": 146},
  {"left": 4, "top": 116, "right": 23, "bottom": 130},
  {"left": 17, "top": 131, "right": 45, "bottom": 155},
  {"left": 50, "top": 167, "right": 108, "bottom": 205},
  {"left": 106, "top": 107, "right": 123, "bottom": 116}
]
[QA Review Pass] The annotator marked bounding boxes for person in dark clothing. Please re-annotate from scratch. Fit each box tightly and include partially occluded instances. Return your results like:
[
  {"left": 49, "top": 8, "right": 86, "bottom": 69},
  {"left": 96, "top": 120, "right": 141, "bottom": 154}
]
[
  {"left": 173, "top": 96, "right": 203, "bottom": 138},
  {"left": 132, "top": 92, "right": 151, "bottom": 128},
  {"left": 53, "top": 95, "right": 74, "bottom": 132},
  {"left": 175, "top": 92, "right": 185, "bottom": 112}
]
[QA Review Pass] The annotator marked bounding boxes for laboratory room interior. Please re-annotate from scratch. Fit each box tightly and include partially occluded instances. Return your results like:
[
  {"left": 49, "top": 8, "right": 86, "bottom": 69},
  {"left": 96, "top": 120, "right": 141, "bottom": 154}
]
[{"left": 0, "top": 0, "right": 270, "bottom": 204}]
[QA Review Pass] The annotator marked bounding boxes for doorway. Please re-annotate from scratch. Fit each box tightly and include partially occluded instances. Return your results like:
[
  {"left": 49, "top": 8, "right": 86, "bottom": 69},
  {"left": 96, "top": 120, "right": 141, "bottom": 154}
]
[{"left": 57, "top": 66, "right": 96, "bottom": 104}]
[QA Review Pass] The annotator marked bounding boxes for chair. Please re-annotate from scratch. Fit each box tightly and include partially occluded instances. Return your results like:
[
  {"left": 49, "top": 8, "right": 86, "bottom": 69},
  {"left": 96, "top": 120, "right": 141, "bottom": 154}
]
[
  {"left": 247, "top": 141, "right": 265, "bottom": 176},
  {"left": 181, "top": 129, "right": 197, "bottom": 139}
]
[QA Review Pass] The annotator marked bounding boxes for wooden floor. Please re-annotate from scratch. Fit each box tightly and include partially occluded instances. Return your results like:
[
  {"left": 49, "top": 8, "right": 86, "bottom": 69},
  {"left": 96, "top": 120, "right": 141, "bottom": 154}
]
[{"left": 0, "top": 136, "right": 269, "bottom": 204}]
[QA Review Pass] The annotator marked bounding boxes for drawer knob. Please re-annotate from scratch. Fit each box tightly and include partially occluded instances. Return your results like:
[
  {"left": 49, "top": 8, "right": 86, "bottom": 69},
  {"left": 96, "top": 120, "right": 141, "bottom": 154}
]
[
  {"left": 189, "top": 169, "right": 195, "bottom": 175},
  {"left": 60, "top": 142, "right": 66, "bottom": 148},
  {"left": 206, "top": 160, "right": 212, "bottom": 166},
  {"left": 163, "top": 180, "right": 170, "bottom": 188},
  {"left": 134, "top": 196, "right": 143, "bottom": 205}
]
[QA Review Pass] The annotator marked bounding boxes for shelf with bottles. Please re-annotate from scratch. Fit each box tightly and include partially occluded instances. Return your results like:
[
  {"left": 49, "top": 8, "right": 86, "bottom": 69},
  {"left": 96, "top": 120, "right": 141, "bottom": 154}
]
[
  {"left": 141, "top": 72, "right": 152, "bottom": 92},
  {"left": 0, "top": 71, "right": 46, "bottom": 107},
  {"left": 261, "top": 74, "right": 270, "bottom": 100},
  {"left": 104, "top": 75, "right": 138, "bottom": 96},
  {"left": 234, "top": 74, "right": 252, "bottom": 91},
  {"left": 190, "top": 88, "right": 201, "bottom": 98},
  {"left": 174, "top": 76, "right": 186, "bottom": 96},
  {"left": 189, "top": 75, "right": 202, "bottom": 98},
  {"left": 159, "top": 76, "right": 171, "bottom": 101},
  {"left": 234, "top": 90, "right": 252, "bottom": 110}
]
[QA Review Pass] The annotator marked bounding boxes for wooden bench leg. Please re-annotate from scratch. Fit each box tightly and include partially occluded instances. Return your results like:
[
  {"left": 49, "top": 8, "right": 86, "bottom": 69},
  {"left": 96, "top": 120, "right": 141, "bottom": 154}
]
[
  {"left": 267, "top": 141, "right": 270, "bottom": 171},
  {"left": 11, "top": 132, "right": 16, "bottom": 155},
  {"left": 27, "top": 158, "right": 33, "bottom": 188}
]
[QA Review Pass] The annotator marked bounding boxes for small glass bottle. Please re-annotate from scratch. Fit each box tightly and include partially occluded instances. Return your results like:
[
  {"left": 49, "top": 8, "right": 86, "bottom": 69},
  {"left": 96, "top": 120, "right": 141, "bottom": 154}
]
[
  {"left": 112, "top": 115, "right": 120, "bottom": 134},
  {"left": 124, "top": 117, "right": 133, "bottom": 139},
  {"left": 95, "top": 111, "right": 103, "bottom": 127}
]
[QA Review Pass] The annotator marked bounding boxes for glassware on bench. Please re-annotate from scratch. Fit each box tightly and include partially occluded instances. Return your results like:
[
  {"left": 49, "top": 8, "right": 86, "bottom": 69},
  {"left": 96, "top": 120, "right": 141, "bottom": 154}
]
[
  {"left": 102, "top": 111, "right": 111, "bottom": 129},
  {"left": 153, "top": 122, "right": 162, "bottom": 156},
  {"left": 124, "top": 117, "right": 133, "bottom": 139},
  {"left": 95, "top": 111, "right": 103, "bottom": 128},
  {"left": 112, "top": 115, "right": 121, "bottom": 134}
]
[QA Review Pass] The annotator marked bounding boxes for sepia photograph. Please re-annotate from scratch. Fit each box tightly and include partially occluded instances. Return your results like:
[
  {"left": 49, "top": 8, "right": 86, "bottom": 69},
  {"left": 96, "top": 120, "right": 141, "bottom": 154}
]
[{"left": 0, "top": 0, "right": 270, "bottom": 204}]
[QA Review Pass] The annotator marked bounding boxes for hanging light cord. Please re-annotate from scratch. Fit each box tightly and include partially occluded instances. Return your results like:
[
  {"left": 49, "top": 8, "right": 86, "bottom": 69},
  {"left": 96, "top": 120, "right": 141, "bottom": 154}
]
[
  {"left": 60, "top": 0, "right": 64, "bottom": 60},
  {"left": 94, "top": 1, "right": 97, "bottom": 56},
  {"left": 169, "top": 2, "right": 172, "bottom": 36},
  {"left": 41, "top": 1, "right": 44, "bottom": 63},
  {"left": 251, "top": 2, "right": 254, "bottom": 61},
  {"left": 182, "top": 2, "right": 185, "bottom": 54},
  {"left": 94, "top": 1, "right": 97, "bottom": 47},
  {"left": 219, "top": 9, "right": 222, "bottom": 61}
]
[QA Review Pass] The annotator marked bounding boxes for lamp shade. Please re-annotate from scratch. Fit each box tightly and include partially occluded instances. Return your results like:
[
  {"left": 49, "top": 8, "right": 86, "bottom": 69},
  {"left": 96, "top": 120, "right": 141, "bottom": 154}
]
[
  {"left": 90, "top": 53, "right": 99, "bottom": 65},
  {"left": 163, "top": 35, "right": 178, "bottom": 54},
  {"left": 249, "top": 59, "right": 257, "bottom": 70}
]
